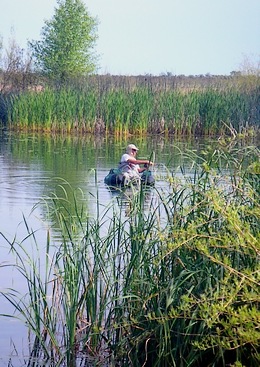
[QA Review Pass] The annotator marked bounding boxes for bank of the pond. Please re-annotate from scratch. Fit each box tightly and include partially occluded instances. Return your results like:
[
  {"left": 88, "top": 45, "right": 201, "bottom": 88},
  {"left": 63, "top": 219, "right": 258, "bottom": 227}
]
[
  {"left": 1, "top": 142, "right": 259, "bottom": 367},
  {"left": 1, "top": 75, "right": 259, "bottom": 136}
]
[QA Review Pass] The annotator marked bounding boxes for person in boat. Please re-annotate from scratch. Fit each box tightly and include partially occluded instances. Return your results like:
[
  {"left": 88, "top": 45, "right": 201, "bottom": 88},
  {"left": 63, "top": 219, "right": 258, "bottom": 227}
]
[{"left": 118, "top": 144, "right": 154, "bottom": 183}]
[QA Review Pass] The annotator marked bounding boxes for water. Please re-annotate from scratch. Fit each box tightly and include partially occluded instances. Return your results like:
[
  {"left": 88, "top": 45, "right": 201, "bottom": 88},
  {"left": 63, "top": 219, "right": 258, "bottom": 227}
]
[{"left": 0, "top": 131, "right": 210, "bottom": 365}]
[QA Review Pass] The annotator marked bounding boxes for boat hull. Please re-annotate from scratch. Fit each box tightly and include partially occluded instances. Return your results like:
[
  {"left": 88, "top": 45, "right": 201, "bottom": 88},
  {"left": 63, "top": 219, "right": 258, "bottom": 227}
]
[{"left": 104, "top": 169, "right": 155, "bottom": 188}]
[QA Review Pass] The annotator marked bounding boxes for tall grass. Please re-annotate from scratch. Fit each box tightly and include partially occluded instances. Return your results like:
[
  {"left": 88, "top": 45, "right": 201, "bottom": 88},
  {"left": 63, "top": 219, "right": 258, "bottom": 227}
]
[
  {"left": 0, "top": 143, "right": 259, "bottom": 366},
  {"left": 2, "top": 76, "right": 260, "bottom": 136}
]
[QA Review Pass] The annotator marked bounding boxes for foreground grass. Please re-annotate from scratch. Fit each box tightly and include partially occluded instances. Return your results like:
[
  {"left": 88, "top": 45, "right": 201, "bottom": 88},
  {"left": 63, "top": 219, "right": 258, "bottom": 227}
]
[{"left": 0, "top": 144, "right": 259, "bottom": 366}]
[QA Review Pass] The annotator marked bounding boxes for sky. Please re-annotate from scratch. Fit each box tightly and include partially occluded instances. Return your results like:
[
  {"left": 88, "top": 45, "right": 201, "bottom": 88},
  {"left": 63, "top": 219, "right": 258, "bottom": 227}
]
[{"left": 1, "top": 0, "right": 260, "bottom": 76}]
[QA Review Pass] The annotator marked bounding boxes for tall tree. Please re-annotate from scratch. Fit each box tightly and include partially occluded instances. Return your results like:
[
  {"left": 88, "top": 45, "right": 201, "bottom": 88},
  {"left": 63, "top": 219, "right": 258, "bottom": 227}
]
[{"left": 30, "top": 0, "right": 98, "bottom": 80}]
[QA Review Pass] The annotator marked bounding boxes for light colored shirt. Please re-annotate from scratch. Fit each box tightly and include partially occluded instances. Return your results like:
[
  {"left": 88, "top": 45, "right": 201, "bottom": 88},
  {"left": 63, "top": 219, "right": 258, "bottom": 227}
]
[{"left": 118, "top": 153, "right": 140, "bottom": 174}]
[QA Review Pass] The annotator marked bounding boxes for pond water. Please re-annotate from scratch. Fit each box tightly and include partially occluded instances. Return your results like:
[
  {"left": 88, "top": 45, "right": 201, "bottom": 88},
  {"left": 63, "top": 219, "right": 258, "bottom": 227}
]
[{"left": 0, "top": 130, "right": 212, "bottom": 365}]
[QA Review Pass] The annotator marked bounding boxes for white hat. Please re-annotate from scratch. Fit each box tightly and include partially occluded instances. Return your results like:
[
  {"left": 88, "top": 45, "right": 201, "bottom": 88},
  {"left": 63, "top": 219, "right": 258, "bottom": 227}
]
[{"left": 126, "top": 144, "right": 139, "bottom": 153}]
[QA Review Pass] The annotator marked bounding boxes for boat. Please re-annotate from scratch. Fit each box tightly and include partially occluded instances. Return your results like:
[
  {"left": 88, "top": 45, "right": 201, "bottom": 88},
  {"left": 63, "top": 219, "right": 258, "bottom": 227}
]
[{"left": 104, "top": 168, "right": 155, "bottom": 188}]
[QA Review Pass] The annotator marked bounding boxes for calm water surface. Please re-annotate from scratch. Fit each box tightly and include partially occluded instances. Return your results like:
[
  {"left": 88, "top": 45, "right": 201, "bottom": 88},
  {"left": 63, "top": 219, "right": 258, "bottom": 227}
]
[{"left": 0, "top": 131, "right": 210, "bottom": 365}]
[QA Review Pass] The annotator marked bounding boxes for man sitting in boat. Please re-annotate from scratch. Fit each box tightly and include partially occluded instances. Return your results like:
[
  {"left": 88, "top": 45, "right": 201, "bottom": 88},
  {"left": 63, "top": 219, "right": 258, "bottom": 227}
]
[{"left": 118, "top": 144, "right": 154, "bottom": 184}]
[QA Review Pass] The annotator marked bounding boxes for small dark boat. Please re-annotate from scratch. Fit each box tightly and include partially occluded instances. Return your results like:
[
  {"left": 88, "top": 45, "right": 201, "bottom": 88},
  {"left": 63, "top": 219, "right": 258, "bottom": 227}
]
[{"left": 104, "top": 168, "right": 155, "bottom": 187}]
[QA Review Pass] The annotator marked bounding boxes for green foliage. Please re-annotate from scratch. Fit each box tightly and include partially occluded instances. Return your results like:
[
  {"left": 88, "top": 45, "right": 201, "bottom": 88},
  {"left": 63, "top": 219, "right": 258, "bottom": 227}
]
[
  {"left": 3, "top": 81, "right": 260, "bottom": 135},
  {"left": 29, "top": 0, "right": 98, "bottom": 80},
  {"left": 114, "top": 145, "right": 259, "bottom": 367}
]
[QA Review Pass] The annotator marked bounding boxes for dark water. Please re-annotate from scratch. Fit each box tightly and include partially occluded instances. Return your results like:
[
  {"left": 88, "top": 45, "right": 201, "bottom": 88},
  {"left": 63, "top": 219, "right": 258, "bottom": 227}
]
[{"left": 0, "top": 131, "right": 210, "bottom": 365}]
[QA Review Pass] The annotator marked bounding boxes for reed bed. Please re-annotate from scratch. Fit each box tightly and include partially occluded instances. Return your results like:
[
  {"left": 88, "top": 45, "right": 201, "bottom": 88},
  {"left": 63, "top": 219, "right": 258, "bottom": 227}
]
[
  {"left": 0, "top": 144, "right": 260, "bottom": 366},
  {"left": 2, "top": 76, "right": 260, "bottom": 136}
]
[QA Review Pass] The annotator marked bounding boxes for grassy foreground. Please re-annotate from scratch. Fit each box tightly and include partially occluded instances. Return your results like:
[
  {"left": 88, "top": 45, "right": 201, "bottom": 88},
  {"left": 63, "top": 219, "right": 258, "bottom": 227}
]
[{"left": 0, "top": 143, "right": 259, "bottom": 367}]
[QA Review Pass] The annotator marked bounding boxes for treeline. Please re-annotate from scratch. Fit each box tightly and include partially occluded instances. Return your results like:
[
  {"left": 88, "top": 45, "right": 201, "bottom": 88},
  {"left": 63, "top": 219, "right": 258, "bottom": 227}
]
[{"left": 0, "top": 73, "right": 259, "bottom": 136}]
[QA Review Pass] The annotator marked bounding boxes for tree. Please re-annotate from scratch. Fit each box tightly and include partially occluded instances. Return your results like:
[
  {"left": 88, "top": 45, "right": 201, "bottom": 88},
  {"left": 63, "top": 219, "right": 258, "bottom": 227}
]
[
  {"left": 0, "top": 34, "right": 35, "bottom": 92},
  {"left": 239, "top": 54, "right": 260, "bottom": 76},
  {"left": 30, "top": 0, "right": 98, "bottom": 80}
]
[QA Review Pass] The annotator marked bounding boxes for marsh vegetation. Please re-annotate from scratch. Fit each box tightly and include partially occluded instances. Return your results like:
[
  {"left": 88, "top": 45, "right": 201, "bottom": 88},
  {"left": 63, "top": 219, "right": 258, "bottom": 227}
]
[{"left": 0, "top": 73, "right": 259, "bottom": 138}]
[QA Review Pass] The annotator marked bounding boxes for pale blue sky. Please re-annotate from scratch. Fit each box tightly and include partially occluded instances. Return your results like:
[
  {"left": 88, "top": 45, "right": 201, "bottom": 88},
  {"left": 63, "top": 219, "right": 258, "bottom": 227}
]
[{"left": 1, "top": 0, "right": 260, "bottom": 75}]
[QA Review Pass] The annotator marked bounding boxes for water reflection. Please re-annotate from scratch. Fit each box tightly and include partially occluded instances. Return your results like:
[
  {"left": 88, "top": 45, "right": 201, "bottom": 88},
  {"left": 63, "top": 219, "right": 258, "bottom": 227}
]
[
  {"left": 0, "top": 131, "right": 208, "bottom": 226},
  {"left": 0, "top": 131, "right": 211, "bottom": 254}
]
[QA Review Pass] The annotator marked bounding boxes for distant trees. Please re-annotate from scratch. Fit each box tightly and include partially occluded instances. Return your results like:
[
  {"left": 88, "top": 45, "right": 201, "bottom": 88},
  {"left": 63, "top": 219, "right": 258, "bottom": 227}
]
[
  {"left": 0, "top": 36, "right": 35, "bottom": 92},
  {"left": 239, "top": 54, "right": 260, "bottom": 76},
  {"left": 29, "top": 0, "right": 99, "bottom": 81}
]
